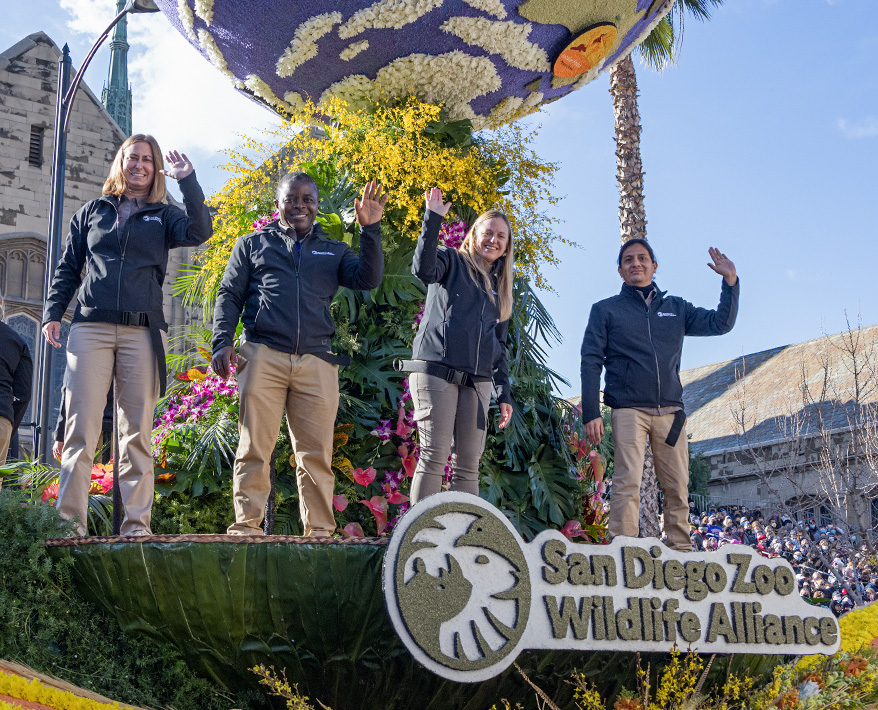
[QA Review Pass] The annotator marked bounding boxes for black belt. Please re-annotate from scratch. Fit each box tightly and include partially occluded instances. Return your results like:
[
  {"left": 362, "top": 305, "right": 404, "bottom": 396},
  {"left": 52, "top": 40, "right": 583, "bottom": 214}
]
[
  {"left": 77, "top": 307, "right": 168, "bottom": 397},
  {"left": 665, "top": 409, "right": 687, "bottom": 447},
  {"left": 394, "top": 359, "right": 489, "bottom": 430}
]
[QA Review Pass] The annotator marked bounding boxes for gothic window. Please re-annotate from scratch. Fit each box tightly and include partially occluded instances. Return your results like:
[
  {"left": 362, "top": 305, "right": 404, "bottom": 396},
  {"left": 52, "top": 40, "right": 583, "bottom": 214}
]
[
  {"left": 0, "top": 243, "right": 46, "bottom": 305},
  {"left": 6, "top": 314, "right": 38, "bottom": 427}
]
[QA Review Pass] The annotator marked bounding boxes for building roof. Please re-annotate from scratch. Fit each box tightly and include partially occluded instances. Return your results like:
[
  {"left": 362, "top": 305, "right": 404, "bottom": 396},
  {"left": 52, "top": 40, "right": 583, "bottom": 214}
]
[
  {"left": 1, "top": 31, "right": 125, "bottom": 138},
  {"left": 681, "top": 324, "right": 878, "bottom": 456}
]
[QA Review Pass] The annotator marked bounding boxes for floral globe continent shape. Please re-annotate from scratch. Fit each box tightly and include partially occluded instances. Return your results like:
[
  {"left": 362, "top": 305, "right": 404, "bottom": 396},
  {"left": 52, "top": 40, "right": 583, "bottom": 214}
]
[
  {"left": 158, "top": 0, "right": 674, "bottom": 127},
  {"left": 384, "top": 492, "right": 531, "bottom": 682}
]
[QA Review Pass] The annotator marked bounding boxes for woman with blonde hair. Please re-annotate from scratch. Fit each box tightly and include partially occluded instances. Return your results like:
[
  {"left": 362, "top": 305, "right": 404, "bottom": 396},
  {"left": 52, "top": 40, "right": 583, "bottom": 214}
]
[
  {"left": 42, "top": 134, "right": 212, "bottom": 536},
  {"left": 400, "top": 187, "right": 515, "bottom": 503}
]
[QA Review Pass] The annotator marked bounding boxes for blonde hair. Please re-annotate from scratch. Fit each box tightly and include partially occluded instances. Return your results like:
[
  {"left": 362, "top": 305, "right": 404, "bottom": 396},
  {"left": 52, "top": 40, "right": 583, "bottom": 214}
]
[
  {"left": 102, "top": 134, "right": 167, "bottom": 203},
  {"left": 458, "top": 210, "right": 514, "bottom": 321}
]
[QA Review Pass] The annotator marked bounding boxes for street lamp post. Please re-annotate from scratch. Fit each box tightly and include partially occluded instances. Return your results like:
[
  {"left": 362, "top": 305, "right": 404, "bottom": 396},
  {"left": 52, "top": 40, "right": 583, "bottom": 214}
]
[{"left": 37, "top": 0, "right": 160, "bottom": 464}]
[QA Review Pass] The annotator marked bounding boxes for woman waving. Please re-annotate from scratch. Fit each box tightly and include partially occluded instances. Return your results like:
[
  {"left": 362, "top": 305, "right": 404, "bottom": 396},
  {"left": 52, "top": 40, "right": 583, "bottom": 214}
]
[
  {"left": 42, "top": 134, "right": 212, "bottom": 536},
  {"left": 401, "top": 188, "right": 514, "bottom": 503}
]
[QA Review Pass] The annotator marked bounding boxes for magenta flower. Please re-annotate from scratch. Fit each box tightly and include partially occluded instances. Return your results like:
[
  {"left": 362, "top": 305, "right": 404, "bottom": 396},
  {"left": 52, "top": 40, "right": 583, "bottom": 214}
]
[{"left": 332, "top": 494, "right": 349, "bottom": 512}]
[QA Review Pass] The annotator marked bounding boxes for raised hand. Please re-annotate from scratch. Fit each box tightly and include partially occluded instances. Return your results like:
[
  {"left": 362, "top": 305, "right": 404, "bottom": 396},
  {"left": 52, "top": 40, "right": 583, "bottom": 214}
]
[
  {"left": 354, "top": 180, "right": 388, "bottom": 226},
  {"left": 161, "top": 150, "right": 194, "bottom": 181},
  {"left": 707, "top": 247, "right": 737, "bottom": 286},
  {"left": 424, "top": 187, "right": 452, "bottom": 217}
]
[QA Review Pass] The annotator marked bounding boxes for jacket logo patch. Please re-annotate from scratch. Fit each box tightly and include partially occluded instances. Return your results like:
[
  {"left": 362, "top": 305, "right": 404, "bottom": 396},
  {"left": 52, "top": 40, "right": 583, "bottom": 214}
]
[
  {"left": 143, "top": 215, "right": 162, "bottom": 224},
  {"left": 657, "top": 312, "right": 676, "bottom": 317},
  {"left": 311, "top": 250, "right": 334, "bottom": 255}
]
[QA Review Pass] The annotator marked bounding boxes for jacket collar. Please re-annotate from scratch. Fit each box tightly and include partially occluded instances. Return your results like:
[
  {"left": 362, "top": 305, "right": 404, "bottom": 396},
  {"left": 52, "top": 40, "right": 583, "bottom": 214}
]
[
  {"left": 99, "top": 193, "right": 165, "bottom": 212},
  {"left": 263, "top": 220, "right": 326, "bottom": 242},
  {"left": 620, "top": 281, "right": 666, "bottom": 304}
]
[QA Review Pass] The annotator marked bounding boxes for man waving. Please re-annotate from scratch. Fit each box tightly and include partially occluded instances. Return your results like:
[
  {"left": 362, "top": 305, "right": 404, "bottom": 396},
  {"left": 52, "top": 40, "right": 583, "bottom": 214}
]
[{"left": 580, "top": 240, "right": 738, "bottom": 551}]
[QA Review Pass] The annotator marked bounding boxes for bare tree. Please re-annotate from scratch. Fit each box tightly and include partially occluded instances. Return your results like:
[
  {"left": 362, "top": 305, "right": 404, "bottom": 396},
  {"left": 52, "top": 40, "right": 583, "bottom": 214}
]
[{"left": 726, "top": 318, "right": 878, "bottom": 602}]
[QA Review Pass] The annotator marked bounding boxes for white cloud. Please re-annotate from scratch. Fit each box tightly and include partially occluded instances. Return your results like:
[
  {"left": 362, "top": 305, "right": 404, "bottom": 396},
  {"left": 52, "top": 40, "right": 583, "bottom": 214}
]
[
  {"left": 837, "top": 116, "right": 878, "bottom": 139},
  {"left": 57, "top": 0, "right": 280, "bottom": 193}
]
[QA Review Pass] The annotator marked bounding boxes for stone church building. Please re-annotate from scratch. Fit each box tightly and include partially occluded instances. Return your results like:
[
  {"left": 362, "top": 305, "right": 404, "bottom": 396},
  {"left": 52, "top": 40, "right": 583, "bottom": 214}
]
[{"left": 0, "top": 31, "right": 202, "bottom": 455}]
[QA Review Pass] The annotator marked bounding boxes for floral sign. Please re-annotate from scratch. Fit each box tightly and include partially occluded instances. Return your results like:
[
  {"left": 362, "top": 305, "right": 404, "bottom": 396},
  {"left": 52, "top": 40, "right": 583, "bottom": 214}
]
[{"left": 157, "top": 0, "right": 674, "bottom": 128}]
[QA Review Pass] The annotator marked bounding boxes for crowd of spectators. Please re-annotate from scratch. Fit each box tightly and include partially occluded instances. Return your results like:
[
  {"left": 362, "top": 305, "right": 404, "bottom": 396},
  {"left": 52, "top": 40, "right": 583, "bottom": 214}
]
[{"left": 685, "top": 502, "right": 875, "bottom": 617}]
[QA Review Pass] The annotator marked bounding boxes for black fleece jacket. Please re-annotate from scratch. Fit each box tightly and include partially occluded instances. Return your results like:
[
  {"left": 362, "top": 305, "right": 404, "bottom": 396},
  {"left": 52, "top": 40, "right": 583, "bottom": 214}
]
[
  {"left": 580, "top": 279, "right": 739, "bottom": 422},
  {"left": 43, "top": 173, "right": 212, "bottom": 326},
  {"left": 212, "top": 220, "right": 383, "bottom": 357},
  {"left": 0, "top": 322, "right": 33, "bottom": 431},
  {"left": 411, "top": 210, "right": 512, "bottom": 405}
]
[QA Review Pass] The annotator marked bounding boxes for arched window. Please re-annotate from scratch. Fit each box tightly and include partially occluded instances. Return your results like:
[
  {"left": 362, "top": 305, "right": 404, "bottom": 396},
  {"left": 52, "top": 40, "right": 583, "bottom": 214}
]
[{"left": 6, "top": 314, "right": 38, "bottom": 427}]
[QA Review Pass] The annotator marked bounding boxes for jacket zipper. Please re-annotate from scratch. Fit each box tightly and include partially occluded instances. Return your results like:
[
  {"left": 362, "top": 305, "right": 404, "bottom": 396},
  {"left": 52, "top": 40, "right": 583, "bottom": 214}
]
[
  {"left": 645, "top": 300, "right": 661, "bottom": 408},
  {"left": 474, "top": 298, "right": 486, "bottom": 374},
  {"left": 290, "top": 234, "right": 301, "bottom": 353},
  {"left": 113, "top": 203, "right": 124, "bottom": 311}
]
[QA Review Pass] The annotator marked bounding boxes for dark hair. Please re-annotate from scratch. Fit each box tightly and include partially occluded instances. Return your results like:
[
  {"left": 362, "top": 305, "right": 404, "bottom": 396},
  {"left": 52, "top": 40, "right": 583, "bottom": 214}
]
[
  {"left": 277, "top": 171, "right": 318, "bottom": 200},
  {"left": 617, "top": 238, "right": 657, "bottom": 265}
]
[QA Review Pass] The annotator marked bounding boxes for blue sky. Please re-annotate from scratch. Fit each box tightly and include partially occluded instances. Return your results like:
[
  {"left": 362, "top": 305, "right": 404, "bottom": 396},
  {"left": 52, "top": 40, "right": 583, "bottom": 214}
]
[{"left": 4, "top": 1, "right": 877, "bottom": 398}]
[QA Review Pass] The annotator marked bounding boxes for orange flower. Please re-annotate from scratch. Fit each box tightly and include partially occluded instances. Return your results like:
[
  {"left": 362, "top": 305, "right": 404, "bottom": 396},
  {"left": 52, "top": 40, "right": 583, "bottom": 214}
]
[{"left": 841, "top": 656, "right": 868, "bottom": 677}]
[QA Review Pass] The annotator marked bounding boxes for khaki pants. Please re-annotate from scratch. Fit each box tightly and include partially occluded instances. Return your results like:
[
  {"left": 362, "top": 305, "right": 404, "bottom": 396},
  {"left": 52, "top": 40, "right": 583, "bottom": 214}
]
[
  {"left": 229, "top": 341, "right": 339, "bottom": 536},
  {"left": 408, "top": 372, "right": 492, "bottom": 503},
  {"left": 0, "top": 416, "right": 12, "bottom": 466},
  {"left": 609, "top": 408, "right": 691, "bottom": 552},
  {"left": 57, "top": 322, "right": 160, "bottom": 536}
]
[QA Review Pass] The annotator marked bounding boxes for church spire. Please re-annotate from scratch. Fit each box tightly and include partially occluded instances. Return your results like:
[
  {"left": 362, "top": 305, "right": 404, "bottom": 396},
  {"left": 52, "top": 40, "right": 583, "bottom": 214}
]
[{"left": 101, "top": 0, "right": 132, "bottom": 136}]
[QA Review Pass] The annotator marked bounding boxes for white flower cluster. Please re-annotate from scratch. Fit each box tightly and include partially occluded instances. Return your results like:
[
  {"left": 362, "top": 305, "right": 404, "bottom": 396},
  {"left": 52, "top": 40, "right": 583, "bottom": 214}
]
[
  {"left": 198, "top": 29, "right": 242, "bottom": 87},
  {"left": 283, "top": 91, "right": 306, "bottom": 111},
  {"left": 462, "top": 0, "right": 507, "bottom": 19},
  {"left": 441, "top": 16, "right": 549, "bottom": 72},
  {"left": 319, "top": 51, "right": 501, "bottom": 122},
  {"left": 340, "top": 40, "right": 370, "bottom": 62},
  {"left": 177, "top": 0, "right": 196, "bottom": 41},
  {"left": 276, "top": 11, "right": 342, "bottom": 78},
  {"left": 245, "top": 74, "right": 296, "bottom": 113},
  {"left": 194, "top": 0, "right": 214, "bottom": 25},
  {"left": 487, "top": 91, "right": 543, "bottom": 123},
  {"left": 338, "top": 0, "right": 444, "bottom": 40}
]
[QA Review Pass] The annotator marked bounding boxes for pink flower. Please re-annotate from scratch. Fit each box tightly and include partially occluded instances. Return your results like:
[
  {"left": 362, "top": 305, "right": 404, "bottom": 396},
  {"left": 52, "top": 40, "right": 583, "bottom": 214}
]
[
  {"left": 340, "top": 522, "right": 364, "bottom": 538},
  {"left": 41, "top": 481, "right": 59, "bottom": 504},
  {"left": 561, "top": 520, "right": 589, "bottom": 541},
  {"left": 397, "top": 445, "right": 417, "bottom": 478},
  {"left": 383, "top": 483, "right": 409, "bottom": 505},
  {"left": 395, "top": 406, "right": 411, "bottom": 438},
  {"left": 353, "top": 466, "right": 377, "bottom": 486},
  {"left": 360, "top": 496, "right": 389, "bottom": 535},
  {"left": 332, "top": 494, "right": 348, "bottom": 512}
]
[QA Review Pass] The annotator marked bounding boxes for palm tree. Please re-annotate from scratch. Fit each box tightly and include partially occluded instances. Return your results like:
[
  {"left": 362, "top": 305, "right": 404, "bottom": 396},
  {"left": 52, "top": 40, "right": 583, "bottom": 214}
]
[{"left": 608, "top": 0, "right": 724, "bottom": 538}]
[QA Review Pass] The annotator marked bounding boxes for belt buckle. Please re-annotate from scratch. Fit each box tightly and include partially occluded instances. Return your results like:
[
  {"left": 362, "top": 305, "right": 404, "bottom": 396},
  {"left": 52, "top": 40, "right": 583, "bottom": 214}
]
[{"left": 119, "top": 312, "right": 131, "bottom": 326}]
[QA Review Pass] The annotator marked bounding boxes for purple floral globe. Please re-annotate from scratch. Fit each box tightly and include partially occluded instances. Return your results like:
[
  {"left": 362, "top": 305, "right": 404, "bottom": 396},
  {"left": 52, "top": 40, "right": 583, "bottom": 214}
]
[{"left": 158, "top": 0, "right": 672, "bottom": 127}]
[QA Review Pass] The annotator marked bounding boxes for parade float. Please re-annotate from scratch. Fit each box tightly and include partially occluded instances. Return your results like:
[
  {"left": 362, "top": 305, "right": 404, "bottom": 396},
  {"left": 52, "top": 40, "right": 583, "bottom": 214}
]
[{"left": 0, "top": 1, "right": 858, "bottom": 709}]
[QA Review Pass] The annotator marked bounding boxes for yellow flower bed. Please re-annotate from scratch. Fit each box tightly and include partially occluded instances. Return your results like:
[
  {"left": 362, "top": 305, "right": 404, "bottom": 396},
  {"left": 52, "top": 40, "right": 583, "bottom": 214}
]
[
  {"left": 0, "top": 671, "right": 125, "bottom": 710},
  {"left": 194, "top": 95, "right": 567, "bottom": 303},
  {"left": 799, "top": 602, "right": 878, "bottom": 668}
]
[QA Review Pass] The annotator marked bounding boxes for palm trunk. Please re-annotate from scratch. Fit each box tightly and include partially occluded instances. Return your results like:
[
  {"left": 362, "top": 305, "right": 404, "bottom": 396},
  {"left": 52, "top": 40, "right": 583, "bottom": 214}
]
[
  {"left": 610, "top": 53, "right": 661, "bottom": 538},
  {"left": 610, "top": 54, "right": 647, "bottom": 241}
]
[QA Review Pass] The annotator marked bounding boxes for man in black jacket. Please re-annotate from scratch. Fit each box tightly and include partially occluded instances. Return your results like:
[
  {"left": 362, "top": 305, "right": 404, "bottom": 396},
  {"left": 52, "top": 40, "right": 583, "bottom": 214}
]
[
  {"left": 0, "top": 298, "right": 32, "bottom": 465},
  {"left": 580, "top": 239, "right": 738, "bottom": 551},
  {"left": 212, "top": 172, "right": 386, "bottom": 536}
]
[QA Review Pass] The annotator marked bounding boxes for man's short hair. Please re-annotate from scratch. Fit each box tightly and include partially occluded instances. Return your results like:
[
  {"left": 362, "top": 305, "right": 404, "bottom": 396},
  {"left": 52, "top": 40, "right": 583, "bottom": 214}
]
[
  {"left": 617, "top": 238, "right": 657, "bottom": 265},
  {"left": 277, "top": 171, "right": 318, "bottom": 200}
]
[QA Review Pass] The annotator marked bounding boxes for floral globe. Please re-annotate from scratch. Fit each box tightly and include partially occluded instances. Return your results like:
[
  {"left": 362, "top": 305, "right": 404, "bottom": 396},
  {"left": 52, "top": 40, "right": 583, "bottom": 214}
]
[{"left": 158, "top": 0, "right": 673, "bottom": 127}]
